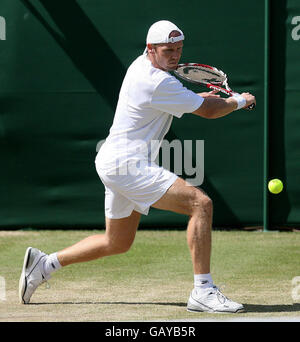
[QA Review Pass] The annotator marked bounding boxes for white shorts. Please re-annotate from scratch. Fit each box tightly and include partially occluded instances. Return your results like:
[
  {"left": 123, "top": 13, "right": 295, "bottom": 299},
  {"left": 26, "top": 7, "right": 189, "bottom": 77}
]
[{"left": 95, "top": 161, "right": 178, "bottom": 219}]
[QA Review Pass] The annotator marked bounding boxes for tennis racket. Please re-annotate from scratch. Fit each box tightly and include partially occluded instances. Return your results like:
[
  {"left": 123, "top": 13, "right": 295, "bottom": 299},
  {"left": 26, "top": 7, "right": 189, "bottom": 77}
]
[{"left": 174, "top": 63, "right": 255, "bottom": 110}]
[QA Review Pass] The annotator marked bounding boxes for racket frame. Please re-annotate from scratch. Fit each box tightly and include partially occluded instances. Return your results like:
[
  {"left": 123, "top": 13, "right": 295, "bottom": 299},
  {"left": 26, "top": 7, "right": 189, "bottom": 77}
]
[{"left": 174, "top": 63, "right": 255, "bottom": 110}]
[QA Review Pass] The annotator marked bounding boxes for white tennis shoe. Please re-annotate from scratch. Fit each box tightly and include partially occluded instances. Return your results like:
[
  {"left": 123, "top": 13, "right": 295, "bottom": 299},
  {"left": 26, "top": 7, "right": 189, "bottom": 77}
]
[
  {"left": 187, "top": 285, "right": 245, "bottom": 313},
  {"left": 19, "top": 247, "right": 50, "bottom": 304}
]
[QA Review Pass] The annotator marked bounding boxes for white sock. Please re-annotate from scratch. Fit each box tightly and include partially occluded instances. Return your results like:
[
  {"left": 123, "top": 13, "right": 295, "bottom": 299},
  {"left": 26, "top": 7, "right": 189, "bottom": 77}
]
[
  {"left": 194, "top": 273, "right": 214, "bottom": 291},
  {"left": 43, "top": 252, "right": 62, "bottom": 276}
]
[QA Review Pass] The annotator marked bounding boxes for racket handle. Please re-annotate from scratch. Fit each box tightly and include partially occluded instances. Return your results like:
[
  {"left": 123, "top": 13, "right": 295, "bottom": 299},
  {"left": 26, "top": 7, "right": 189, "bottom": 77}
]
[{"left": 245, "top": 103, "right": 255, "bottom": 110}]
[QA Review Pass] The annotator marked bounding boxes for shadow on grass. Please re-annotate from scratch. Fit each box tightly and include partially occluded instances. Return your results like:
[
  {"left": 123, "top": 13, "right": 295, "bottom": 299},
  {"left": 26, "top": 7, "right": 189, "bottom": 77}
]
[
  {"left": 30, "top": 301, "right": 187, "bottom": 307},
  {"left": 30, "top": 301, "right": 300, "bottom": 313},
  {"left": 244, "top": 303, "right": 300, "bottom": 314}
]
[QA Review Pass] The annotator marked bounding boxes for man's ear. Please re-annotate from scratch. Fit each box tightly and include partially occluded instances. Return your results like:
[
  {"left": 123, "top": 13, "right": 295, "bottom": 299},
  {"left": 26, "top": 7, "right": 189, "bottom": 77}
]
[{"left": 147, "top": 44, "right": 155, "bottom": 54}]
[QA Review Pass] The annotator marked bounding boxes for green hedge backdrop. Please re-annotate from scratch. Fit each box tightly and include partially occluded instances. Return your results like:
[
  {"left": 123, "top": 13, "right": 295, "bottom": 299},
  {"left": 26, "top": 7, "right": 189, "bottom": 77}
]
[{"left": 0, "top": 0, "right": 299, "bottom": 229}]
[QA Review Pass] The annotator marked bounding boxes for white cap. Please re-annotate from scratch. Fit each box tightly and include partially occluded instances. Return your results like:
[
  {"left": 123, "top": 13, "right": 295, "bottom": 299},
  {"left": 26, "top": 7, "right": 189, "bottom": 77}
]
[{"left": 144, "top": 20, "right": 184, "bottom": 53}]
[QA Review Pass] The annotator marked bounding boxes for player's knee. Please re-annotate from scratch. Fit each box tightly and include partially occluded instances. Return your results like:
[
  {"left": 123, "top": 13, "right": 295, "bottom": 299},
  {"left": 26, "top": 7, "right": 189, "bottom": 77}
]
[
  {"left": 106, "top": 237, "right": 134, "bottom": 255},
  {"left": 202, "top": 195, "right": 213, "bottom": 213},
  {"left": 191, "top": 189, "right": 213, "bottom": 217},
  {"left": 116, "top": 241, "right": 133, "bottom": 254}
]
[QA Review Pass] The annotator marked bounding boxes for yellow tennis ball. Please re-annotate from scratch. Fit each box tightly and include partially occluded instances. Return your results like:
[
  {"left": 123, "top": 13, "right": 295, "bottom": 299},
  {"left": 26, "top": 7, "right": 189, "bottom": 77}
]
[{"left": 268, "top": 179, "right": 283, "bottom": 194}]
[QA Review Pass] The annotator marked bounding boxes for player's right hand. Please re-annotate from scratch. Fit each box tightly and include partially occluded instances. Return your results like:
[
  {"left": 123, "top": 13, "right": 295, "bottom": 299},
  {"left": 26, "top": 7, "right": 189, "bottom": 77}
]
[{"left": 241, "top": 92, "right": 256, "bottom": 109}]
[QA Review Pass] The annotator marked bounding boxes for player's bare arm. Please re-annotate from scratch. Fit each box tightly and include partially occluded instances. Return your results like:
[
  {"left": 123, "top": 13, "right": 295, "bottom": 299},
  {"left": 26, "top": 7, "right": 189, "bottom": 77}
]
[{"left": 192, "top": 92, "right": 256, "bottom": 119}]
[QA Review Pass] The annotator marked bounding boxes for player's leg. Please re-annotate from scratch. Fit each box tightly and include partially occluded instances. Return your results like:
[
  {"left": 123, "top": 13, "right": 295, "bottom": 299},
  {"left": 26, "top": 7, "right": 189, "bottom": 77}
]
[
  {"left": 57, "top": 210, "right": 141, "bottom": 266},
  {"left": 19, "top": 210, "right": 141, "bottom": 304},
  {"left": 152, "top": 177, "right": 244, "bottom": 313},
  {"left": 152, "top": 177, "right": 212, "bottom": 275}
]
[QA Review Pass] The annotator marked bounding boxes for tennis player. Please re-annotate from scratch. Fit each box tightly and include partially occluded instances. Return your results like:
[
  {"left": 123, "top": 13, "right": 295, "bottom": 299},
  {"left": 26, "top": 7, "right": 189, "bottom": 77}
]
[{"left": 19, "top": 20, "right": 256, "bottom": 313}]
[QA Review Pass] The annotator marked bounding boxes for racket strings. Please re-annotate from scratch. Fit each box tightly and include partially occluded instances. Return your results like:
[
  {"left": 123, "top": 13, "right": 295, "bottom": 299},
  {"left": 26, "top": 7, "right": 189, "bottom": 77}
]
[{"left": 176, "top": 66, "right": 226, "bottom": 85}]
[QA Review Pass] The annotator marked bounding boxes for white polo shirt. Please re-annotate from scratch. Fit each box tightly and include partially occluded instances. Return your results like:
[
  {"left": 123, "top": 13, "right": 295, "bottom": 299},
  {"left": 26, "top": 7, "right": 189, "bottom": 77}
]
[{"left": 96, "top": 54, "right": 204, "bottom": 170}]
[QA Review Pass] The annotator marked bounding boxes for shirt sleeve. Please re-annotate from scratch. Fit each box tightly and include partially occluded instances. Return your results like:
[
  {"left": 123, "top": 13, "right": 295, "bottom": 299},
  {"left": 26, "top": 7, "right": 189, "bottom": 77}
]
[{"left": 150, "top": 76, "right": 204, "bottom": 118}]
